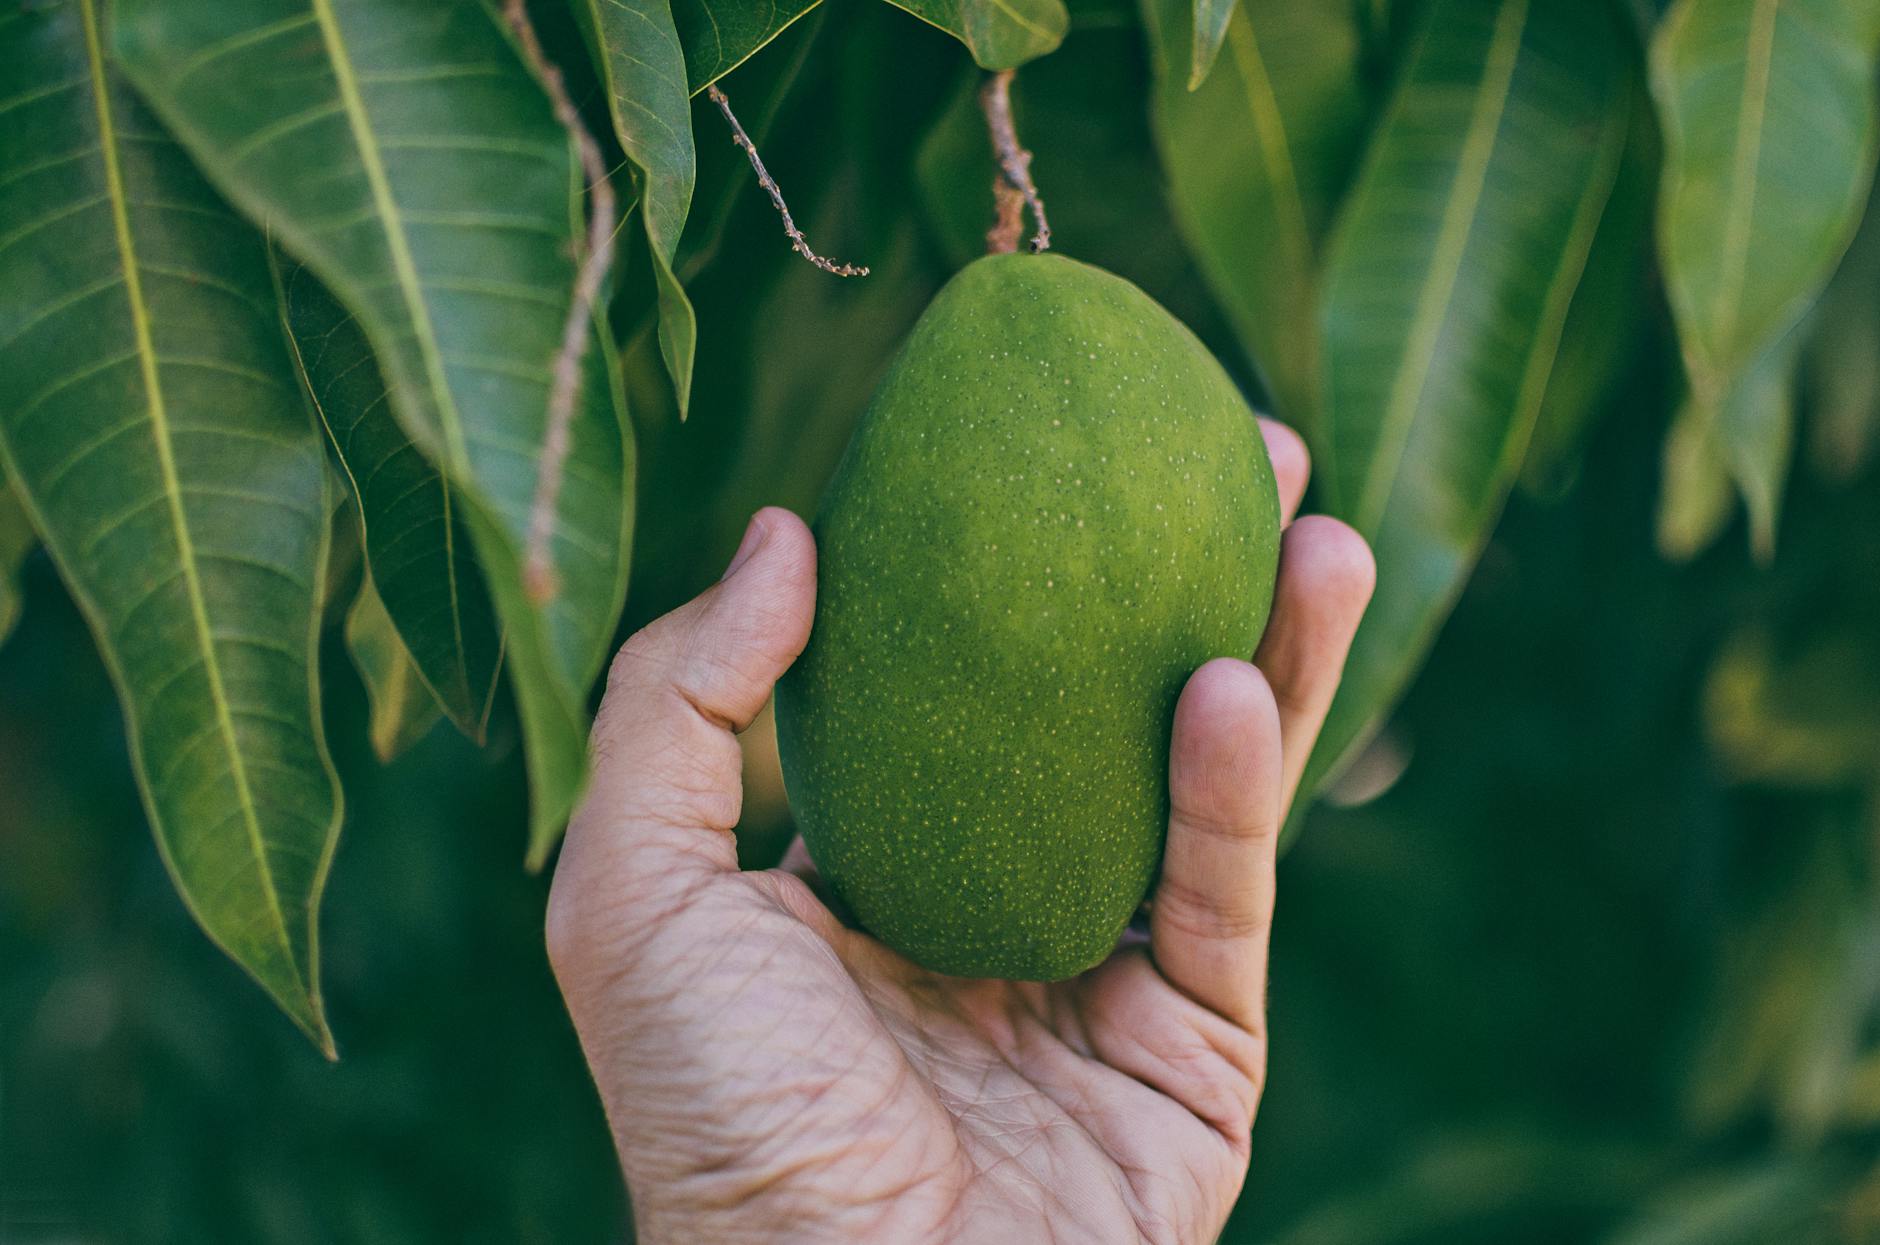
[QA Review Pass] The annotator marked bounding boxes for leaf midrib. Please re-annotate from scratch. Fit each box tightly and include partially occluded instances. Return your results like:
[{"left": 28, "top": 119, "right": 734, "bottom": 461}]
[
  {"left": 1354, "top": 0, "right": 1528, "bottom": 537},
  {"left": 309, "top": 0, "right": 473, "bottom": 475},
  {"left": 80, "top": 0, "right": 302, "bottom": 986}
]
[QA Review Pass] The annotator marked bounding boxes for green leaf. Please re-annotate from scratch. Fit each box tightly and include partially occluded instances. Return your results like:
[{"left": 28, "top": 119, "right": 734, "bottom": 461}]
[
  {"left": 883, "top": 0, "right": 1069, "bottom": 70},
  {"left": 346, "top": 572, "right": 446, "bottom": 761},
  {"left": 1803, "top": 180, "right": 1880, "bottom": 482},
  {"left": 1522, "top": 92, "right": 1659, "bottom": 495},
  {"left": 277, "top": 258, "right": 503, "bottom": 744},
  {"left": 1651, "top": 0, "right": 1880, "bottom": 544},
  {"left": 1141, "top": 0, "right": 1366, "bottom": 430},
  {"left": 1659, "top": 319, "right": 1806, "bottom": 560},
  {"left": 1657, "top": 396, "right": 1741, "bottom": 560},
  {"left": 0, "top": 0, "right": 341, "bottom": 1049},
  {"left": 1289, "top": 0, "right": 1630, "bottom": 842},
  {"left": 0, "top": 478, "right": 36, "bottom": 647},
  {"left": 115, "top": 0, "right": 638, "bottom": 865},
  {"left": 580, "top": 0, "right": 698, "bottom": 416},
  {"left": 673, "top": 0, "right": 824, "bottom": 93}
]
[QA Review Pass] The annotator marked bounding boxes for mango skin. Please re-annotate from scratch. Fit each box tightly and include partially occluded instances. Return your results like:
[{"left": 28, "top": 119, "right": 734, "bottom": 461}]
[{"left": 775, "top": 253, "right": 1281, "bottom": 980}]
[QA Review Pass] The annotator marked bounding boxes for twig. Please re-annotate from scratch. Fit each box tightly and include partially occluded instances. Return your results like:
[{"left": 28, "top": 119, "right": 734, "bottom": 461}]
[
  {"left": 706, "top": 83, "right": 869, "bottom": 278},
  {"left": 979, "top": 69, "right": 1050, "bottom": 254},
  {"left": 986, "top": 177, "right": 1026, "bottom": 254},
  {"left": 503, "top": 0, "right": 617, "bottom": 605}
]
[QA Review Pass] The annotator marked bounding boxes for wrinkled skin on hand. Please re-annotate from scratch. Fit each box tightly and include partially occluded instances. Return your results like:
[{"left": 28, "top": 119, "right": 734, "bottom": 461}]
[{"left": 547, "top": 422, "right": 1374, "bottom": 1244}]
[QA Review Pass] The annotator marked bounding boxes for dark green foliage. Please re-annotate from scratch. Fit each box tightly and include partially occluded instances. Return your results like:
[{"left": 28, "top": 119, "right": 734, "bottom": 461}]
[{"left": 3, "top": 0, "right": 1880, "bottom": 1237}]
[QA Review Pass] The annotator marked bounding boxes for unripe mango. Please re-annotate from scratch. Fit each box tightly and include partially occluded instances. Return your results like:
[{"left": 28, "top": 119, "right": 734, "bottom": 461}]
[{"left": 776, "top": 253, "right": 1280, "bottom": 980}]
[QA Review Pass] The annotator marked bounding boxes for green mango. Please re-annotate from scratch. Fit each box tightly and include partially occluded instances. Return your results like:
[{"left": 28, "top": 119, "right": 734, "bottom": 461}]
[{"left": 776, "top": 253, "right": 1281, "bottom": 980}]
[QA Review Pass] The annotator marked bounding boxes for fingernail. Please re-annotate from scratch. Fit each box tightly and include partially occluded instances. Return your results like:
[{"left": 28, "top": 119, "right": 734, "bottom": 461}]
[{"left": 721, "top": 513, "right": 770, "bottom": 580}]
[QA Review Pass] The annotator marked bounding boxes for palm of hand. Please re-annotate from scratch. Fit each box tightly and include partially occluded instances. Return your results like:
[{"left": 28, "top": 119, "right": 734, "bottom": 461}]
[
  {"left": 591, "top": 864, "right": 1257, "bottom": 1243},
  {"left": 548, "top": 424, "right": 1371, "bottom": 1244}
]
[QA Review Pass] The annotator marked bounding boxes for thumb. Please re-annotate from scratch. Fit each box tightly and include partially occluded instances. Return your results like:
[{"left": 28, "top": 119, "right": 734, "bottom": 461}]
[{"left": 553, "top": 508, "right": 816, "bottom": 913}]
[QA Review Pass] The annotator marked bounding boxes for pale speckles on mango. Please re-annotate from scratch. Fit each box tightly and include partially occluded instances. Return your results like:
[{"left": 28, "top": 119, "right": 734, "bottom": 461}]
[{"left": 774, "top": 252, "right": 1281, "bottom": 981}]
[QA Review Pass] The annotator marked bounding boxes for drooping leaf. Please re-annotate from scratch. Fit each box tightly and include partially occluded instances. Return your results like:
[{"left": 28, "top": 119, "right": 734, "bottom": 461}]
[
  {"left": 277, "top": 258, "right": 502, "bottom": 744},
  {"left": 1657, "top": 396, "right": 1741, "bottom": 560},
  {"left": 115, "top": 0, "right": 637, "bottom": 865},
  {"left": 1651, "top": 0, "right": 1880, "bottom": 544},
  {"left": 0, "top": 0, "right": 341, "bottom": 1048},
  {"left": 0, "top": 478, "right": 37, "bottom": 647},
  {"left": 1803, "top": 180, "right": 1880, "bottom": 482},
  {"left": 580, "top": 0, "right": 698, "bottom": 415},
  {"left": 1289, "top": 0, "right": 1630, "bottom": 842},
  {"left": 1142, "top": 0, "right": 1366, "bottom": 431},
  {"left": 884, "top": 0, "right": 1069, "bottom": 70},
  {"left": 346, "top": 572, "right": 446, "bottom": 761},
  {"left": 1659, "top": 316, "right": 1807, "bottom": 560},
  {"left": 673, "top": 0, "right": 824, "bottom": 93}
]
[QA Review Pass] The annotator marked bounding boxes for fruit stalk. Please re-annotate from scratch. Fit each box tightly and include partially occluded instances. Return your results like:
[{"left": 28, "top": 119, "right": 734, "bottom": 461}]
[
  {"left": 502, "top": 0, "right": 617, "bottom": 604},
  {"left": 979, "top": 70, "right": 1050, "bottom": 254}
]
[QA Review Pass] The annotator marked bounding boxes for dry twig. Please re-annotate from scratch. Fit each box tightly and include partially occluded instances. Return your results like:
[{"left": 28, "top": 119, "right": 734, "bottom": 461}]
[
  {"left": 503, "top": 0, "right": 617, "bottom": 604},
  {"left": 979, "top": 69, "right": 1050, "bottom": 254},
  {"left": 706, "top": 83, "right": 869, "bottom": 278}
]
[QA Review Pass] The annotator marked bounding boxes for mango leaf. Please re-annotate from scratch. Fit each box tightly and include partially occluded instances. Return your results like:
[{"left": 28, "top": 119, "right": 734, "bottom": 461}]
[
  {"left": 1659, "top": 311, "right": 1809, "bottom": 561},
  {"left": 0, "top": 478, "right": 36, "bottom": 647},
  {"left": 1651, "top": 0, "right": 1880, "bottom": 547},
  {"left": 1289, "top": 0, "right": 1630, "bottom": 842},
  {"left": 277, "top": 259, "right": 503, "bottom": 744},
  {"left": 1657, "top": 395, "right": 1741, "bottom": 559},
  {"left": 346, "top": 572, "right": 446, "bottom": 761},
  {"left": 0, "top": 0, "right": 341, "bottom": 1049},
  {"left": 1803, "top": 180, "right": 1880, "bottom": 482},
  {"left": 1141, "top": 0, "right": 1366, "bottom": 432},
  {"left": 1522, "top": 91, "right": 1658, "bottom": 495},
  {"left": 674, "top": 0, "right": 823, "bottom": 93},
  {"left": 579, "top": 0, "right": 698, "bottom": 416},
  {"left": 115, "top": 0, "right": 637, "bottom": 865},
  {"left": 884, "top": 0, "right": 1069, "bottom": 70}
]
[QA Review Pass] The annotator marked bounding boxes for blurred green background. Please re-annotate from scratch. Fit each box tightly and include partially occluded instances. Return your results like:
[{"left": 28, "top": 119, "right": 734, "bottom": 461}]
[{"left": 5, "top": 0, "right": 1880, "bottom": 1240}]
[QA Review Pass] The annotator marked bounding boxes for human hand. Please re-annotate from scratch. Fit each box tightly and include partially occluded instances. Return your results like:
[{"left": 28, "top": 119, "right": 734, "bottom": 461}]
[{"left": 546, "top": 421, "right": 1374, "bottom": 1244}]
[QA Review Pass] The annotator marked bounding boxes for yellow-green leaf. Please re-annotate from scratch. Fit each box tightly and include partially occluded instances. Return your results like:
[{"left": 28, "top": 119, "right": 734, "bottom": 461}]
[{"left": 1652, "top": 0, "right": 1880, "bottom": 548}]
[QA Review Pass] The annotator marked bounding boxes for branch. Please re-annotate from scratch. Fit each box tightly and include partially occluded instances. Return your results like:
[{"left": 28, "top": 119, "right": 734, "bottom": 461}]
[
  {"left": 503, "top": 0, "right": 617, "bottom": 605},
  {"left": 707, "top": 83, "right": 869, "bottom": 278},
  {"left": 979, "top": 69, "right": 1050, "bottom": 254}
]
